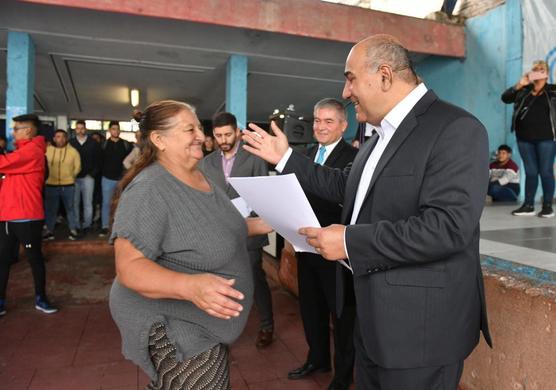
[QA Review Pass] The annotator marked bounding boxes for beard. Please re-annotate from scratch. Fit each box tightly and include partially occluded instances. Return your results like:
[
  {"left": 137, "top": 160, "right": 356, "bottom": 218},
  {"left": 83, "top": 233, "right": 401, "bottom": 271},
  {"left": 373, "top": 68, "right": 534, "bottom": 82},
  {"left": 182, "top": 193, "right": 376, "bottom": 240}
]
[{"left": 218, "top": 141, "right": 236, "bottom": 151}]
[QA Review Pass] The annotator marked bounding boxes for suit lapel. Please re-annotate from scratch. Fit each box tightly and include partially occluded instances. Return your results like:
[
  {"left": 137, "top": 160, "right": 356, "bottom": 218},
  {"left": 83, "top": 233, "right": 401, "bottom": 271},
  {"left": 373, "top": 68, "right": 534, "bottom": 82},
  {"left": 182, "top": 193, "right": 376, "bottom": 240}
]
[
  {"left": 230, "top": 145, "right": 248, "bottom": 177},
  {"left": 361, "top": 113, "right": 418, "bottom": 203},
  {"left": 342, "top": 90, "right": 438, "bottom": 223},
  {"left": 324, "top": 140, "right": 345, "bottom": 167},
  {"left": 307, "top": 145, "right": 318, "bottom": 161},
  {"left": 207, "top": 152, "right": 228, "bottom": 189},
  {"left": 341, "top": 134, "right": 379, "bottom": 223}
]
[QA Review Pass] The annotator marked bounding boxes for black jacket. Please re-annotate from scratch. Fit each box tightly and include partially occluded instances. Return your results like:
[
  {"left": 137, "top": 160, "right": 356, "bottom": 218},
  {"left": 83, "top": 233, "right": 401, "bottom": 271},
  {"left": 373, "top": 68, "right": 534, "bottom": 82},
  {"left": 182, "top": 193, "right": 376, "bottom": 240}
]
[
  {"left": 501, "top": 83, "right": 556, "bottom": 140},
  {"left": 70, "top": 136, "right": 101, "bottom": 178}
]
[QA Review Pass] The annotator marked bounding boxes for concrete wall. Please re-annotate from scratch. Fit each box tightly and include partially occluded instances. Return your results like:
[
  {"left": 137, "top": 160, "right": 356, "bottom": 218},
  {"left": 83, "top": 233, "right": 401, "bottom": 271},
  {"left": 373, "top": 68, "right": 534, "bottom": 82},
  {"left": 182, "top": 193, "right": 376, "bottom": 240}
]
[
  {"left": 461, "top": 257, "right": 556, "bottom": 390},
  {"left": 416, "top": 3, "right": 511, "bottom": 155}
]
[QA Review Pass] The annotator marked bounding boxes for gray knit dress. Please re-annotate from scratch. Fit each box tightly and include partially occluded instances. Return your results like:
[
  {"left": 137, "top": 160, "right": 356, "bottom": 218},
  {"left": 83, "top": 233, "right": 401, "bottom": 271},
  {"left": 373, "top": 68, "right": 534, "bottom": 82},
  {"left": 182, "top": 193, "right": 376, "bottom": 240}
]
[{"left": 109, "top": 162, "right": 253, "bottom": 380}]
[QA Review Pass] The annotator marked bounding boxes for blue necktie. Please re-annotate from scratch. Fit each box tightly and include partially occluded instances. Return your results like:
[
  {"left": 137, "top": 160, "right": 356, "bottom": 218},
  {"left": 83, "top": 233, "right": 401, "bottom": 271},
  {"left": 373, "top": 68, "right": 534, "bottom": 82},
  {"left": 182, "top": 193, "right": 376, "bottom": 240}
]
[{"left": 315, "top": 146, "right": 326, "bottom": 165}]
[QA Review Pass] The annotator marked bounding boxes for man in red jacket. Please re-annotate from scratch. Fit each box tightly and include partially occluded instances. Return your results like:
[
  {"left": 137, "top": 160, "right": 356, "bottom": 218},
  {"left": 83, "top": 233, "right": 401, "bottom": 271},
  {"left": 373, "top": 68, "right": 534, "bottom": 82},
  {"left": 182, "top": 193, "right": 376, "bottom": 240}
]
[{"left": 0, "top": 114, "right": 58, "bottom": 316}]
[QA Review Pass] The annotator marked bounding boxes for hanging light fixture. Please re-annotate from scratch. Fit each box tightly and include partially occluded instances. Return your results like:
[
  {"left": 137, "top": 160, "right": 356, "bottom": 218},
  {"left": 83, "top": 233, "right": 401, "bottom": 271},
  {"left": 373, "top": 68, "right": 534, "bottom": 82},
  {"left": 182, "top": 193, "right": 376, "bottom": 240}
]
[{"left": 130, "top": 88, "right": 140, "bottom": 107}]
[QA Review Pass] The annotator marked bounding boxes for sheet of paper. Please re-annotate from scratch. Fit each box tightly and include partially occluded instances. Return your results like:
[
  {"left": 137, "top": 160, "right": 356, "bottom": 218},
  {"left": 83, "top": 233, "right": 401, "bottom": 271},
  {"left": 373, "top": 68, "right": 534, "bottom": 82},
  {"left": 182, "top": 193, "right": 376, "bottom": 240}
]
[
  {"left": 230, "top": 197, "right": 252, "bottom": 218},
  {"left": 228, "top": 174, "right": 320, "bottom": 253}
]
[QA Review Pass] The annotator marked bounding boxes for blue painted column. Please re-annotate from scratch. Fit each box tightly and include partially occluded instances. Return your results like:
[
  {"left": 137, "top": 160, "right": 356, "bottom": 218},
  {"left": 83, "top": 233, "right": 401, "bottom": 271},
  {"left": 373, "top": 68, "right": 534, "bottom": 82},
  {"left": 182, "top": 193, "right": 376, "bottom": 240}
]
[
  {"left": 5, "top": 32, "right": 35, "bottom": 150},
  {"left": 504, "top": 0, "right": 522, "bottom": 145},
  {"left": 504, "top": 0, "right": 524, "bottom": 200},
  {"left": 225, "top": 55, "right": 248, "bottom": 129}
]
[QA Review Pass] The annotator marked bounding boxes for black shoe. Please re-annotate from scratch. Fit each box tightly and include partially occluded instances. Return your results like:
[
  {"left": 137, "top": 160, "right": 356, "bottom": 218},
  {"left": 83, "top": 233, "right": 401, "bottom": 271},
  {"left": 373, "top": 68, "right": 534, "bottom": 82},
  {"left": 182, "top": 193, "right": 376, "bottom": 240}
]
[
  {"left": 511, "top": 204, "right": 535, "bottom": 216},
  {"left": 538, "top": 205, "right": 554, "bottom": 218},
  {"left": 287, "top": 362, "right": 331, "bottom": 380},
  {"left": 255, "top": 328, "right": 274, "bottom": 349},
  {"left": 42, "top": 232, "right": 54, "bottom": 241},
  {"left": 98, "top": 228, "right": 109, "bottom": 237}
]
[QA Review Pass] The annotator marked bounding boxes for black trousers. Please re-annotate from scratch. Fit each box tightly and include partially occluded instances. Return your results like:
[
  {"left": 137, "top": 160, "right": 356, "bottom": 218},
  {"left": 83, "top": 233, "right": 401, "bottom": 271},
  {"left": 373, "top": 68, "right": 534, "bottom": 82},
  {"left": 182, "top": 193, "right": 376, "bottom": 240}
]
[
  {"left": 354, "top": 320, "right": 464, "bottom": 390},
  {"left": 0, "top": 220, "right": 46, "bottom": 300},
  {"left": 297, "top": 252, "right": 355, "bottom": 384}
]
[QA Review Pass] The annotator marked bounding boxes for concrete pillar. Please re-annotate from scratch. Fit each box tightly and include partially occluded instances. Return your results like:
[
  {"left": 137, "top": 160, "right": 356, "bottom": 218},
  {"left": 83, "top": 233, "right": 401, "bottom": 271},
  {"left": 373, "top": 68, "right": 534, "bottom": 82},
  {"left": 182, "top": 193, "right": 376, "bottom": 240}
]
[
  {"left": 5, "top": 32, "right": 35, "bottom": 150},
  {"left": 225, "top": 55, "right": 248, "bottom": 129},
  {"left": 504, "top": 0, "right": 524, "bottom": 200}
]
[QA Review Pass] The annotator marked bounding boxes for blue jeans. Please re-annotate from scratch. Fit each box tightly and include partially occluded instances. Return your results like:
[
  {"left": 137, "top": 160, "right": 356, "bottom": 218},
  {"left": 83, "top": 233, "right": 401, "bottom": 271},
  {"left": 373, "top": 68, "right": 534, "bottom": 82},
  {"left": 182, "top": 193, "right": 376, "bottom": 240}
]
[
  {"left": 44, "top": 185, "right": 78, "bottom": 232},
  {"left": 74, "top": 175, "right": 95, "bottom": 229},
  {"left": 488, "top": 182, "right": 518, "bottom": 202},
  {"left": 517, "top": 139, "right": 556, "bottom": 206},
  {"left": 101, "top": 177, "right": 119, "bottom": 229}
]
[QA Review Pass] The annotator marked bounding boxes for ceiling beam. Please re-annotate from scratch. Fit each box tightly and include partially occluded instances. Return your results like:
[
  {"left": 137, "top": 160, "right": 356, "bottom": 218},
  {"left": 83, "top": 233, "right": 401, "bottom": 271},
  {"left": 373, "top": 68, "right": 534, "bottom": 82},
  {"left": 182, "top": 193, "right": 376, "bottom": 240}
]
[{"left": 21, "top": 0, "right": 465, "bottom": 58}]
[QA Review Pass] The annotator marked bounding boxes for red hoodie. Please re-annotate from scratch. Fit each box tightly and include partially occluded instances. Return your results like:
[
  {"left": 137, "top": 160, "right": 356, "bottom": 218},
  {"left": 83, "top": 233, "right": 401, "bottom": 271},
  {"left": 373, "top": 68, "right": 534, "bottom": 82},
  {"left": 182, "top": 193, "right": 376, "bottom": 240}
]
[{"left": 0, "top": 136, "right": 46, "bottom": 221}]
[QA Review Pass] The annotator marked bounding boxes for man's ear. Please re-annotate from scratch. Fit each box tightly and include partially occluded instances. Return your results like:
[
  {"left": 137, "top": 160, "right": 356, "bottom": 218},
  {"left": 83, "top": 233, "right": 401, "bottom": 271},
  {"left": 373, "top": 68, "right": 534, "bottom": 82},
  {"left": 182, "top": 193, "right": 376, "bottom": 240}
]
[
  {"left": 25, "top": 126, "right": 37, "bottom": 138},
  {"left": 378, "top": 65, "right": 393, "bottom": 91}
]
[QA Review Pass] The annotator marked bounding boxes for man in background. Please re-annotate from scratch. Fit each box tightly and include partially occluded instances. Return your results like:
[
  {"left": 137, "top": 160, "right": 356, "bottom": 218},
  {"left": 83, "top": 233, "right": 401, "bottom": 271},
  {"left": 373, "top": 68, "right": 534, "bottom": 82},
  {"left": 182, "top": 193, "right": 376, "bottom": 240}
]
[
  {"left": 287, "top": 98, "right": 357, "bottom": 390},
  {"left": 99, "top": 121, "right": 132, "bottom": 237},
  {"left": 43, "top": 129, "right": 81, "bottom": 240},
  {"left": 70, "top": 120, "right": 101, "bottom": 235},
  {"left": 488, "top": 144, "right": 520, "bottom": 202},
  {"left": 0, "top": 114, "right": 58, "bottom": 315}
]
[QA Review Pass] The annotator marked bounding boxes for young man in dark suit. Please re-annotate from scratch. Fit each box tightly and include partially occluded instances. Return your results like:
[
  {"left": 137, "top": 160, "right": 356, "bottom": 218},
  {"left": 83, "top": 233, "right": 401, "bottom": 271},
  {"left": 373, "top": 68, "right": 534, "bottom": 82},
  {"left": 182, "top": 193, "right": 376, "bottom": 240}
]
[
  {"left": 242, "top": 34, "right": 492, "bottom": 390},
  {"left": 287, "top": 98, "right": 357, "bottom": 390}
]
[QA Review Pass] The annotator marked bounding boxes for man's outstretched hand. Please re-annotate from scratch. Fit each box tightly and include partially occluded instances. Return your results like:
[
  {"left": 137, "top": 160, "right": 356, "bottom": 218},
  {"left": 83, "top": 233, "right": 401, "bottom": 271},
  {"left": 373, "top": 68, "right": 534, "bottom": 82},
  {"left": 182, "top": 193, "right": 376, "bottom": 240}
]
[{"left": 242, "top": 121, "right": 290, "bottom": 165}]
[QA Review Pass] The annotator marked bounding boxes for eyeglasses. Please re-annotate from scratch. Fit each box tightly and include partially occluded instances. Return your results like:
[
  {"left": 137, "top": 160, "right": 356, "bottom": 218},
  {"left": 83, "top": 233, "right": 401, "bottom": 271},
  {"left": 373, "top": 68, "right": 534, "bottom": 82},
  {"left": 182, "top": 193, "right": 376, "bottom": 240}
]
[{"left": 13, "top": 125, "right": 31, "bottom": 132}]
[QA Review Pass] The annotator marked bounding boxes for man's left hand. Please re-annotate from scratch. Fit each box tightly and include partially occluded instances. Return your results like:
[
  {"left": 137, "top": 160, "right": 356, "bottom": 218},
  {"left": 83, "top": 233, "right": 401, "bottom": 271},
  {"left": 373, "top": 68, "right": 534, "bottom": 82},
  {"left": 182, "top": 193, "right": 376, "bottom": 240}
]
[{"left": 298, "top": 224, "right": 347, "bottom": 260}]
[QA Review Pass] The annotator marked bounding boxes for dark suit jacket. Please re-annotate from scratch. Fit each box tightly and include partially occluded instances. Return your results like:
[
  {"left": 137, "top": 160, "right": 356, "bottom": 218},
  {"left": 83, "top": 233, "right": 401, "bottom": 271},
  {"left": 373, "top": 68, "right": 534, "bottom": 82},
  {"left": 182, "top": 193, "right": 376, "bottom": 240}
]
[
  {"left": 199, "top": 145, "right": 269, "bottom": 250},
  {"left": 304, "top": 140, "right": 358, "bottom": 227},
  {"left": 283, "top": 90, "right": 492, "bottom": 369}
]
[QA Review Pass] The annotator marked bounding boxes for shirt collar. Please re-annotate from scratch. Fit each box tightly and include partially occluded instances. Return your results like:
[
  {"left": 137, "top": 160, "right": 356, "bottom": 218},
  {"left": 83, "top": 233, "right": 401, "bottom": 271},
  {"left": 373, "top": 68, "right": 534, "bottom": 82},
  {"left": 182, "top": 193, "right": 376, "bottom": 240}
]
[
  {"left": 383, "top": 83, "right": 428, "bottom": 130},
  {"left": 365, "top": 83, "right": 428, "bottom": 138},
  {"left": 319, "top": 137, "right": 342, "bottom": 153}
]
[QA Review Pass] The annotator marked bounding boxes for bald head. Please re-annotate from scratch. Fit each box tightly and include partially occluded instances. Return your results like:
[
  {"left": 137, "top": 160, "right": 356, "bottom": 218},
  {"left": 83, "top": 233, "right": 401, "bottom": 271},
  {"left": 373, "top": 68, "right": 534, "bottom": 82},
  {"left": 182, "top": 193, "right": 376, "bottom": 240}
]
[
  {"left": 342, "top": 34, "right": 421, "bottom": 125},
  {"left": 355, "top": 34, "right": 418, "bottom": 85}
]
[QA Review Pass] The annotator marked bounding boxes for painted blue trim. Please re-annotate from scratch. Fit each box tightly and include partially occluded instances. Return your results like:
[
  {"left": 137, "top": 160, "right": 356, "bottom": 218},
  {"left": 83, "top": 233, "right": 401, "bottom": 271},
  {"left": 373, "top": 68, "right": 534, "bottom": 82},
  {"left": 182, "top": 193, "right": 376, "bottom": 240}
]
[
  {"left": 6, "top": 32, "right": 35, "bottom": 150},
  {"left": 225, "top": 55, "right": 248, "bottom": 130},
  {"left": 481, "top": 255, "right": 556, "bottom": 287}
]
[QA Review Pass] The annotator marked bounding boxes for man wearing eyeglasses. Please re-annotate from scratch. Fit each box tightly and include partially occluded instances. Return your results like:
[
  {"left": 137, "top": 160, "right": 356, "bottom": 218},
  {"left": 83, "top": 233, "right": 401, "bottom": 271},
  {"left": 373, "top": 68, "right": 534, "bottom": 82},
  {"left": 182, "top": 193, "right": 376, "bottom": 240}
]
[{"left": 0, "top": 114, "right": 58, "bottom": 316}]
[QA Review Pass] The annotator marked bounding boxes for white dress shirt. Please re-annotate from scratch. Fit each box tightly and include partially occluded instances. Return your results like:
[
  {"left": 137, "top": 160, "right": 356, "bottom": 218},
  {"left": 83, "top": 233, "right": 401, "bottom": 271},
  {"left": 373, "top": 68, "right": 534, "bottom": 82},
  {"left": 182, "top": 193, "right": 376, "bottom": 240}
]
[
  {"left": 313, "top": 138, "right": 342, "bottom": 164},
  {"left": 350, "top": 83, "right": 428, "bottom": 225}
]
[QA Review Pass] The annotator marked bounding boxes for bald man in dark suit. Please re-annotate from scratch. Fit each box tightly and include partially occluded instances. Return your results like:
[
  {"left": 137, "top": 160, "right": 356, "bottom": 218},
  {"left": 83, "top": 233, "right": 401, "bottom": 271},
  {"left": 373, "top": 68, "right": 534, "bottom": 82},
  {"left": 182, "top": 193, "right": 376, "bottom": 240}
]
[{"left": 242, "top": 34, "right": 492, "bottom": 390}]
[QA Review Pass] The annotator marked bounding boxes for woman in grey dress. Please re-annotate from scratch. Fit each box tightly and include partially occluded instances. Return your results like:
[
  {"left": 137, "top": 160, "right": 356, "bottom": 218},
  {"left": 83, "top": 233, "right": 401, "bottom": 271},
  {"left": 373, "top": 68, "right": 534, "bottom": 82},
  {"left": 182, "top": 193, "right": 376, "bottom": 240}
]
[{"left": 109, "top": 100, "right": 271, "bottom": 390}]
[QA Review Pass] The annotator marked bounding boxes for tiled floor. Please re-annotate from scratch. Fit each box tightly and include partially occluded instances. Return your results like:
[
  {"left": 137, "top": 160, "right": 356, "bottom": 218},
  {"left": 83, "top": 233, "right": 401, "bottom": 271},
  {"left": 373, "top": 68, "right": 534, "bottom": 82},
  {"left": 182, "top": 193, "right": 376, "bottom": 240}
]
[
  {"left": 0, "top": 237, "right": 338, "bottom": 390},
  {"left": 1, "top": 203, "right": 554, "bottom": 389},
  {"left": 480, "top": 203, "right": 556, "bottom": 271}
]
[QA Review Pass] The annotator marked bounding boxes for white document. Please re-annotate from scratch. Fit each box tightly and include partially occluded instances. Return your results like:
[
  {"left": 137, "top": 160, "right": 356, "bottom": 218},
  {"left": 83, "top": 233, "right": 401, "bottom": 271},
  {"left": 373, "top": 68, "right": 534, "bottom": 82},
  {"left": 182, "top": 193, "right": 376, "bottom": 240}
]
[
  {"left": 231, "top": 197, "right": 252, "bottom": 218},
  {"left": 228, "top": 174, "right": 320, "bottom": 253}
]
